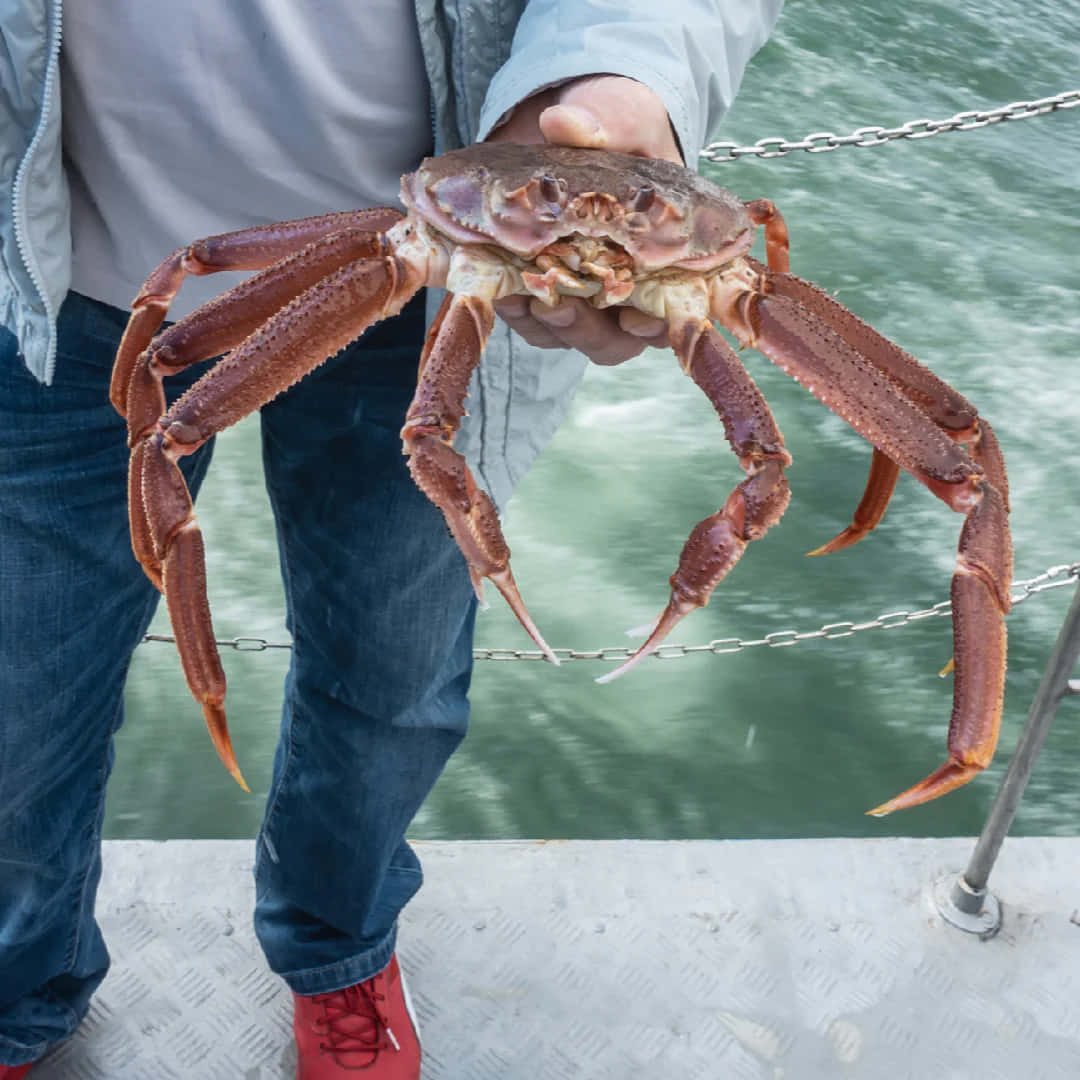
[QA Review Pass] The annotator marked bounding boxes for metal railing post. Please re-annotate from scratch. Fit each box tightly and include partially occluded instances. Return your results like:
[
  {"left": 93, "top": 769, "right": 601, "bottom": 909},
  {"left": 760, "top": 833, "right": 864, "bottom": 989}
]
[{"left": 936, "top": 579, "right": 1080, "bottom": 937}]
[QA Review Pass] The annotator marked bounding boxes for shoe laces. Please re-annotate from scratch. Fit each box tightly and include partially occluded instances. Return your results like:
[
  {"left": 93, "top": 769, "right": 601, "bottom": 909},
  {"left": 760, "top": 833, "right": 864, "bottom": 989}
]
[{"left": 310, "top": 974, "right": 401, "bottom": 1068}]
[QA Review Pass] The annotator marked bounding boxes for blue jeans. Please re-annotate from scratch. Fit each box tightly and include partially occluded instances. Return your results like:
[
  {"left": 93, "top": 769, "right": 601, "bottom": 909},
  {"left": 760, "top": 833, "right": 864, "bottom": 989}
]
[{"left": 0, "top": 290, "right": 475, "bottom": 1065}]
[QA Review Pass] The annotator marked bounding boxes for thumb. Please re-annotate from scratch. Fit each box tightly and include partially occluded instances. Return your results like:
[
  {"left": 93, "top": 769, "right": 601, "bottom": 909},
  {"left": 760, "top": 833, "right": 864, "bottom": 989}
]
[
  {"left": 539, "top": 76, "right": 683, "bottom": 163},
  {"left": 537, "top": 103, "right": 606, "bottom": 149}
]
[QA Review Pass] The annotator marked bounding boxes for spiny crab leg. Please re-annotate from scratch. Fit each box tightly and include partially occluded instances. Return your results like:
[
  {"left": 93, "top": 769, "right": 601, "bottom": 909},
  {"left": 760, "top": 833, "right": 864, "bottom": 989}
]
[
  {"left": 110, "top": 208, "right": 404, "bottom": 417},
  {"left": 122, "top": 226, "right": 401, "bottom": 589},
  {"left": 122, "top": 227, "right": 402, "bottom": 593},
  {"left": 759, "top": 263, "right": 1011, "bottom": 553},
  {"left": 864, "top": 484, "right": 1010, "bottom": 814},
  {"left": 596, "top": 318, "right": 792, "bottom": 684},
  {"left": 401, "top": 293, "right": 559, "bottom": 665},
  {"left": 739, "top": 209, "right": 908, "bottom": 557},
  {"left": 132, "top": 245, "right": 423, "bottom": 788},
  {"left": 725, "top": 280, "right": 1012, "bottom": 814}
]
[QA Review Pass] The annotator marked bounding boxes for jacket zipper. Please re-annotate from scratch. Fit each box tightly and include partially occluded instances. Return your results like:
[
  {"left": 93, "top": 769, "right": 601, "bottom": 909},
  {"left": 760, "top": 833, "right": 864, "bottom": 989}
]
[
  {"left": 412, "top": 0, "right": 444, "bottom": 151},
  {"left": 11, "top": 0, "right": 64, "bottom": 381}
]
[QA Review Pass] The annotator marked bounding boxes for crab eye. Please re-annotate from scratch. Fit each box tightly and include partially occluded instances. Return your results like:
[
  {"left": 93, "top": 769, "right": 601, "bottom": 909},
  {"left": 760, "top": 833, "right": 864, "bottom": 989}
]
[
  {"left": 539, "top": 175, "right": 563, "bottom": 204},
  {"left": 632, "top": 186, "right": 656, "bottom": 212}
]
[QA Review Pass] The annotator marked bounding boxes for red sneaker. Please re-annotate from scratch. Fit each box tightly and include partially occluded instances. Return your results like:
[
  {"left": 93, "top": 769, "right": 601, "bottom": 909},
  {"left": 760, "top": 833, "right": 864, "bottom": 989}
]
[
  {"left": 0, "top": 1064, "right": 35, "bottom": 1080},
  {"left": 293, "top": 953, "right": 421, "bottom": 1079}
]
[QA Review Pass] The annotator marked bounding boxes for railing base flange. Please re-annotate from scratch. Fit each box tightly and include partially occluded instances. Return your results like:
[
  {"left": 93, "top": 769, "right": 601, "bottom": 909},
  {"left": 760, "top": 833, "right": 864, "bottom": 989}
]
[{"left": 933, "top": 873, "right": 1001, "bottom": 938}]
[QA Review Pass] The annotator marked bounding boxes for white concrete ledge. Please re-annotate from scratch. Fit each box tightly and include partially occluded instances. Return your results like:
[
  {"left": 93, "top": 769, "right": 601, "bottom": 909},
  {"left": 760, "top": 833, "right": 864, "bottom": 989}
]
[{"left": 29, "top": 838, "right": 1080, "bottom": 1078}]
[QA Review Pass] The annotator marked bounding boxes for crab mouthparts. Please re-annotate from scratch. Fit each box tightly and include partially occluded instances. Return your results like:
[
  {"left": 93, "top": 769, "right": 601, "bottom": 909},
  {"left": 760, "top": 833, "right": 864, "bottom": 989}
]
[{"left": 519, "top": 234, "right": 637, "bottom": 307}]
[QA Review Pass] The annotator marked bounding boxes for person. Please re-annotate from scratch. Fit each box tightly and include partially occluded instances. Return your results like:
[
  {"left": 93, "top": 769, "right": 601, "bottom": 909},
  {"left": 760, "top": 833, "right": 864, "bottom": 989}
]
[{"left": 0, "top": 2, "right": 782, "bottom": 1076}]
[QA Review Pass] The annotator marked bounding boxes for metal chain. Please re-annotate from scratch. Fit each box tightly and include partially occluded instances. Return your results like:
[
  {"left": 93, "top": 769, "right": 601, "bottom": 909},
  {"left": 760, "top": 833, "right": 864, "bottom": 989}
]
[
  {"left": 141, "top": 561, "right": 1080, "bottom": 664},
  {"left": 700, "top": 89, "right": 1080, "bottom": 163}
]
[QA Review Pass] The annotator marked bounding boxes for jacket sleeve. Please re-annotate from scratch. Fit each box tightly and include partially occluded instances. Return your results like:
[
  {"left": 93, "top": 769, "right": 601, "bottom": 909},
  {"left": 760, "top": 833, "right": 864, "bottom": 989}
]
[{"left": 475, "top": 0, "right": 784, "bottom": 166}]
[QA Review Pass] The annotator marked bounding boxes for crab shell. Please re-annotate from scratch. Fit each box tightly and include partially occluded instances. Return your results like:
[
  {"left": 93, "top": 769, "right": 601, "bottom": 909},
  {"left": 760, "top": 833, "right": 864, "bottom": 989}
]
[{"left": 400, "top": 143, "right": 754, "bottom": 274}]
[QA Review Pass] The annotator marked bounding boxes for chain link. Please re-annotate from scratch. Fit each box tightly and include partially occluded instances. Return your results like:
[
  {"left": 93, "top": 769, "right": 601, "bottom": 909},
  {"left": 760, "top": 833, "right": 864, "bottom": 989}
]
[
  {"left": 700, "top": 90, "right": 1080, "bottom": 163},
  {"left": 140, "top": 561, "right": 1080, "bottom": 664}
]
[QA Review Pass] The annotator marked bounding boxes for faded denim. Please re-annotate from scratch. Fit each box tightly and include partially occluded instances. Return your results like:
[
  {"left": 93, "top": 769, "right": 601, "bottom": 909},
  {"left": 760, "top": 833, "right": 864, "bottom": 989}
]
[{"left": 0, "top": 289, "right": 474, "bottom": 1065}]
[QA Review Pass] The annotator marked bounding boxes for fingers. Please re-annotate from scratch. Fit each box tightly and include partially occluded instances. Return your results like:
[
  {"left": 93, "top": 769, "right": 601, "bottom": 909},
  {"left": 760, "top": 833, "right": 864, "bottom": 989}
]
[
  {"left": 495, "top": 295, "right": 666, "bottom": 367},
  {"left": 493, "top": 296, "right": 565, "bottom": 348}
]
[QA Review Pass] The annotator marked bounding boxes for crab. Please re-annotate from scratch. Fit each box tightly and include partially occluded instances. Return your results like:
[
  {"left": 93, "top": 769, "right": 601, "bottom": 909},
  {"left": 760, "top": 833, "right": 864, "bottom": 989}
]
[{"left": 110, "top": 142, "right": 1012, "bottom": 815}]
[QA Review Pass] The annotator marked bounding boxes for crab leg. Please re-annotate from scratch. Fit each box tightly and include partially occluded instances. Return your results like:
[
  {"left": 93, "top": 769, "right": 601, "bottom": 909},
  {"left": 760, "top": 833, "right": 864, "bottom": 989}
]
[
  {"left": 758, "top": 264, "right": 1011, "bottom": 551},
  {"left": 866, "top": 486, "right": 1009, "bottom": 815},
  {"left": 597, "top": 319, "right": 791, "bottom": 683},
  {"left": 111, "top": 208, "right": 403, "bottom": 415},
  {"left": 132, "top": 248, "right": 423, "bottom": 786},
  {"left": 727, "top": 288, "right": 1012, "bottom": 813},
  {"left": 743, "top": 199, "right": 791, "bottom": 274},
  {"left": 124, "top": 228, "right": 400, "bottom": 589},
  {"left": 123, "top": 229, "right": 401, "bottom": 594},
  {"left": 739, "top": 211, "right": 906, "bottom": 554},
  {"left": 118, "top": 223, "right": 399, "bottom": 451},
  {"left": 740, "top": 211, "right": 909, "bottom": 562},
  {"left": 807, "top": 449, "right": 901, "bottom": 555},
  {"left": 401, "top": 294, "right": 559, "bottom": 664}
]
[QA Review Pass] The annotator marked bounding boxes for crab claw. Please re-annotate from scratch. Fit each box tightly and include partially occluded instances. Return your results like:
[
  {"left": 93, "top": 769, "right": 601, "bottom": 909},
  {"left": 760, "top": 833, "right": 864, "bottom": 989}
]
[
  {"left": 202, "top": 702, "right": 251, "bottom": 792},
  {"left": 865, "top": 760, "right": 985, "bottom": 817},
  {"left": 595, "top": 593, "right": 697, "bottom": 684},
  {"left": 488, "top": 567, "right": 560, "bottom": 665}
]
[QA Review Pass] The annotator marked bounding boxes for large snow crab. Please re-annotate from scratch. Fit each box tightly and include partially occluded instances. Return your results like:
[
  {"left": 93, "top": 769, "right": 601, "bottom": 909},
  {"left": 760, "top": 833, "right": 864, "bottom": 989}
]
[{"left": 110, "top": 143, "right": 1011, "bottom": 815}]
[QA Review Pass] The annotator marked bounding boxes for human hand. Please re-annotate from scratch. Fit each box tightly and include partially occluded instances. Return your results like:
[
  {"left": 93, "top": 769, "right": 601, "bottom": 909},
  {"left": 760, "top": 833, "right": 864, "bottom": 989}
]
[{"left": 487, "top": 76, "right": 678, "bottom": 366}]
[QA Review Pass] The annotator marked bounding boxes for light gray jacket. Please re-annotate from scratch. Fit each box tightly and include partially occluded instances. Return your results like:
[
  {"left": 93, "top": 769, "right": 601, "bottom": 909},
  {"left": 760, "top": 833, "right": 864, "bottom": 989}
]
[{"left": 0, "top": 0, "right": 781, "bottom": 507}]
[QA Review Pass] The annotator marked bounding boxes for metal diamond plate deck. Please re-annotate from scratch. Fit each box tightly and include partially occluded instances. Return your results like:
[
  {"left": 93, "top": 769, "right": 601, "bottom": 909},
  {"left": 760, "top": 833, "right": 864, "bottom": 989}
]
[{"left": 27, "top": 838, "right": 1080, "bottom": 1078}]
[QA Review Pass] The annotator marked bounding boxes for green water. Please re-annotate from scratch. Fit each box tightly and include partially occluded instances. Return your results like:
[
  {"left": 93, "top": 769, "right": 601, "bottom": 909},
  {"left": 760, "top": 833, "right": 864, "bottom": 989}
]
[{"left": 108, "top": 0, "right": 1080, "bottom": 842}]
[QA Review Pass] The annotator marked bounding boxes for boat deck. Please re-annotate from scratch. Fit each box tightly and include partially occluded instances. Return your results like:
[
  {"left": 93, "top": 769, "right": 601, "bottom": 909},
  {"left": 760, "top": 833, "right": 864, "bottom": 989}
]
[{"left": 29, "top": 837, "right": 1080, "bottom": 1079}]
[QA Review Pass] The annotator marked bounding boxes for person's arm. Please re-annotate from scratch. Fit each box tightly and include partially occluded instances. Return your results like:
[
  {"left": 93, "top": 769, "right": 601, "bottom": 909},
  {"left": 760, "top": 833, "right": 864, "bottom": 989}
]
[{"left": 477, "top": 0, "right": 783, "bottom": 366}]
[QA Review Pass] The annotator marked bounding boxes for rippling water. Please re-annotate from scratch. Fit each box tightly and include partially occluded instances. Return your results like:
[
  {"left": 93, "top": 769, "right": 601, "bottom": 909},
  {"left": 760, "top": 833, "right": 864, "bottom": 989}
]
[{"left": 108, "top": 0, "right": 1080, "bottom": 841}]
